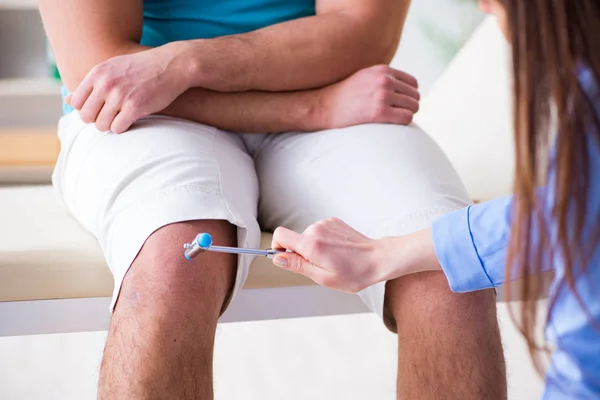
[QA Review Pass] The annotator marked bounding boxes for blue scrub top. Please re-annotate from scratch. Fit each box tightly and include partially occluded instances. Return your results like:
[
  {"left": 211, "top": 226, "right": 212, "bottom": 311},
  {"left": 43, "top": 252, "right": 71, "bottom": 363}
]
[{"left": 432, "top": 66, "right": 600, "bottom": 399}]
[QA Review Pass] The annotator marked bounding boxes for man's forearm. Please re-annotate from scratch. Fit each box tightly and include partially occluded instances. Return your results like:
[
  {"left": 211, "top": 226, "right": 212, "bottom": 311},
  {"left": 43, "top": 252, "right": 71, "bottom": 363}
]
[
  {"left": 179, "top": 1, "right": 410, "bottom": 92},
  {"left": 162, "top": 88, "right": 326, "bottom": 133},
  {"left": 59, "top": 39, "right": 329, "bottom": 133},
  {"left": 160, "top": 61, "right": 420, "bottom": 134}
]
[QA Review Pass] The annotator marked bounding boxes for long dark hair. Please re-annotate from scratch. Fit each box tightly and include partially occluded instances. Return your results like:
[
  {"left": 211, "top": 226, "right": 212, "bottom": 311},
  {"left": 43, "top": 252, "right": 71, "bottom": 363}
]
[{"left": 502, "top": 0, "right": 600, "bottom": 373}]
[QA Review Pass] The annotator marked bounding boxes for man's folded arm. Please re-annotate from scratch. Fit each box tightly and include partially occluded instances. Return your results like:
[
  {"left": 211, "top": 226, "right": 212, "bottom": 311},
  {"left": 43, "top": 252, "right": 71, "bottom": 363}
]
[
  {"left": 39, "top": 0, "right": 328, "bottom": 131},
  {"left": 40, "top": 0, "right": 411, "bottom": 132},
  {"left": 181, "top": 0, "right": 411, "bottom": 92}
]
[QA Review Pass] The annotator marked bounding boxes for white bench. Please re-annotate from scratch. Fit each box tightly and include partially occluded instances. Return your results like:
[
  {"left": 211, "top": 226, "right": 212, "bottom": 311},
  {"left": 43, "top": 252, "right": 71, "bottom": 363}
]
[{"left": 1, "top": 18, "right": 519, "bottom": 337}]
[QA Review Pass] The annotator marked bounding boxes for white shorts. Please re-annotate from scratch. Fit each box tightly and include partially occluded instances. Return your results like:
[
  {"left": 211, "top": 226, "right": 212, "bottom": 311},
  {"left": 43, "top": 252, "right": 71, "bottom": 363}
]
[{"left": 52, "top": 112, "right": 471, "bottom": 322}]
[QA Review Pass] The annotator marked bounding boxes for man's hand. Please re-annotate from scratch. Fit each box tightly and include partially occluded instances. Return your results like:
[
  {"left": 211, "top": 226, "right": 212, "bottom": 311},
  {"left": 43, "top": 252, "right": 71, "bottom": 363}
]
[
  {"left": 69, "top": 59, "right": 419, "bottom": 134},
  {"left": 319, "top": 64, "right": 420, "bottom": 129},
  {"left": 66, "top": 43, "right": 192, "bottom": 133}
]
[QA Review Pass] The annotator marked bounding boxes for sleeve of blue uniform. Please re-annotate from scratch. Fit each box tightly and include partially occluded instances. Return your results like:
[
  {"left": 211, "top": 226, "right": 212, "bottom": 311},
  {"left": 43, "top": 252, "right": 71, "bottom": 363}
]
[{"left": 431, "top": 196, "right": 513, "bottom": 293}]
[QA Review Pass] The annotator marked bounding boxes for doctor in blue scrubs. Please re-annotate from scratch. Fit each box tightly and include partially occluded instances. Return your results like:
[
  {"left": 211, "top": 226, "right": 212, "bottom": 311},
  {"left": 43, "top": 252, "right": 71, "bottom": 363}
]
[{"left": 271, "top": 0, "right": 600, "bottom": 398}]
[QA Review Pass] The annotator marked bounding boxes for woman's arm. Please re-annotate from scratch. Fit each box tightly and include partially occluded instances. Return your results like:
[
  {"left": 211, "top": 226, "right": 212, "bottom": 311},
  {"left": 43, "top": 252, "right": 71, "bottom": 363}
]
[
  {"left": 428, "top": 196, "right": 514, "bottom": 292},
  {"left": 269, "top": 196, "right": 515, "bottom": 293}
]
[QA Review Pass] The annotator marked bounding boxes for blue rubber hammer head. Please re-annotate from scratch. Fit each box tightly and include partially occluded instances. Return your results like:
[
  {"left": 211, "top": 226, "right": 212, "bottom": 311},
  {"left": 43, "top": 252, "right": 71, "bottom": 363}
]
[
  {"left": 183, "top": 233, "right": 213, "bottom": 260},
  {"left": 196, "top": 232, "right": 213, "bottom": 249}
]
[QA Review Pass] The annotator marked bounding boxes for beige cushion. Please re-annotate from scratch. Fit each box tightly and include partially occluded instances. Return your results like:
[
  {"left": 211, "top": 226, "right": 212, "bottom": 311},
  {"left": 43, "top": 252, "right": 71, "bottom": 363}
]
[
  {"left": 0, "top": 185, "right": 313, "bottom": 303},
  {"left": 415, "top": 17, "right": 515, "bottom": 202}
]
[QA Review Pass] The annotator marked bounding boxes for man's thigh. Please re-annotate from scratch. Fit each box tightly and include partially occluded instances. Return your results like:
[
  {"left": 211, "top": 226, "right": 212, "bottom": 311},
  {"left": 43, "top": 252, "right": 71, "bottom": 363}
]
[
  {"left": 254, "top": 123, "right": 472, "bottom": 318},
  {"left": 53, "top": 112, "right": 262, "bottom": 311}
]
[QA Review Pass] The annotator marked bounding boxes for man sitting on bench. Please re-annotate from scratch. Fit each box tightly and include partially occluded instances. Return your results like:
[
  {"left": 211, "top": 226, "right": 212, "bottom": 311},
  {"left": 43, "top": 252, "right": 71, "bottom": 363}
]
[{"left": 40, "top": 0, "right": 506, "bottom": 398}]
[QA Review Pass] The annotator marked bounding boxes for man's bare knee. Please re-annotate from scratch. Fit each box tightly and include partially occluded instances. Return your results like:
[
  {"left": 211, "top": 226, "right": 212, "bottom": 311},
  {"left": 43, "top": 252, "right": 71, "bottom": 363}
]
[
  {"left": 99, "top": 219, "right": 237, "bottom": 400},
  {"left": 115, "top": 219, "right": 238, "bottom": 319}
]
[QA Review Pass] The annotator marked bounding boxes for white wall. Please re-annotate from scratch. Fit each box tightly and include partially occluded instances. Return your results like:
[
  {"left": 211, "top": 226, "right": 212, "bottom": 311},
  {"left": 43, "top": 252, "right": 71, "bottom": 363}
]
[
  {"left": 392, "top": 0, "right": 484, "bottom": 95},
  {"left": 0, "top": 9, "right": 63, "bottom": 127}
]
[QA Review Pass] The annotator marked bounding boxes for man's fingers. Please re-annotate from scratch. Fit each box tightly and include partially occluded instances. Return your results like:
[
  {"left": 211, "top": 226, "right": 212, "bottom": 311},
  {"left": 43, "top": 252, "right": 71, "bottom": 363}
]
[
  {"left": 390, "top": 78, "right": 420, "bottom": 101},
  {"left": 271, "top": 226, "right": 305, "bottom": 253},
  {"left": 389, "top": 68, "right": 419, "bottom": 89},
  {"left": 95, "top": 100, "right": 121, "bottom": 132},
  {"left": 70, "top": 81, "right": 93, "bottom": 110},
  {"left": 384, "top": 107, "right": 414, "bottom": 125},
  {"left": 78, "top": 91, "right": 105, "bottom": 124},
  {"left": 110, "top": 110, "right": 138, "bottom": 134},
  {"left": 390, "top": 93, "right": 419, "bottom": 113}
]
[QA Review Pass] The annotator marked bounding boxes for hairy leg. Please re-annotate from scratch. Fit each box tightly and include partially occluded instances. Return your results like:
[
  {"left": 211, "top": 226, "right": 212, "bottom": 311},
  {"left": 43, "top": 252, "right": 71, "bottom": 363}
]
[
  {"left": 98, "top": 220, "right": 237, "bottom": 400},
  {"left": 385, "top": 271, "right": 507, "bottom": 400}
]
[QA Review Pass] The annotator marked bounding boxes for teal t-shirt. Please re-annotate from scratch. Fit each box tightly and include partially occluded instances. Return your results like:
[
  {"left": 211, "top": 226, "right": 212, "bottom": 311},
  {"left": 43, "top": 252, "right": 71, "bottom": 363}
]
[
  {"left": 63, "top": 0, "right": 316, "bottom": 114},
  {"left": 142, "top": 0, "right": 315, "bottom": 45}
]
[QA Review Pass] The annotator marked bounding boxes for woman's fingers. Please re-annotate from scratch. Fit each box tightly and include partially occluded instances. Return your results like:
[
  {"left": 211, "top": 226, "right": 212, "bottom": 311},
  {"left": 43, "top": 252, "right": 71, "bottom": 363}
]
[
  {"left": 272, "top": 252, "right": 332, "bottom": 287},
  {"left": 272, "top": 227, "right": 322, "bottom": 282},
  {"left": 271, "top": 219, "right": 380, "bottom": 293},
  {"left": 271, "top": 226, "right": 305, "bottom": 253},
  {"left": 273, "top": 253, "right": 310, "bottom": 275},
  {"left": 272, "top": 227, "right": 332, "bottom": 283}
]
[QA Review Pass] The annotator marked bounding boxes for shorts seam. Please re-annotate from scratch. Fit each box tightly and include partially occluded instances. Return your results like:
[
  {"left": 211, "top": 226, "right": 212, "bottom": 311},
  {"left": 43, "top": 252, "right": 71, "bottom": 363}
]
[
  {"left": 396, "top": 206, "right": 460, "bottom": 220},
  {"left": 212, "top": 128, "right": 222, "bottom": 197},
  {"left": 380, "top": 206, "right": 464, "bottom": 232},
  {"left": 109, "top": 184, "right": 224, "bottom": 223},
  {"left": 161, "top": 185, "right": 247, "bottom": 230},
  {"left": 212, "top": 130, "right": 242, "bottom": 227},
  {"left": 160, "top": 184, "right": 221, "bottom": 196}
]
